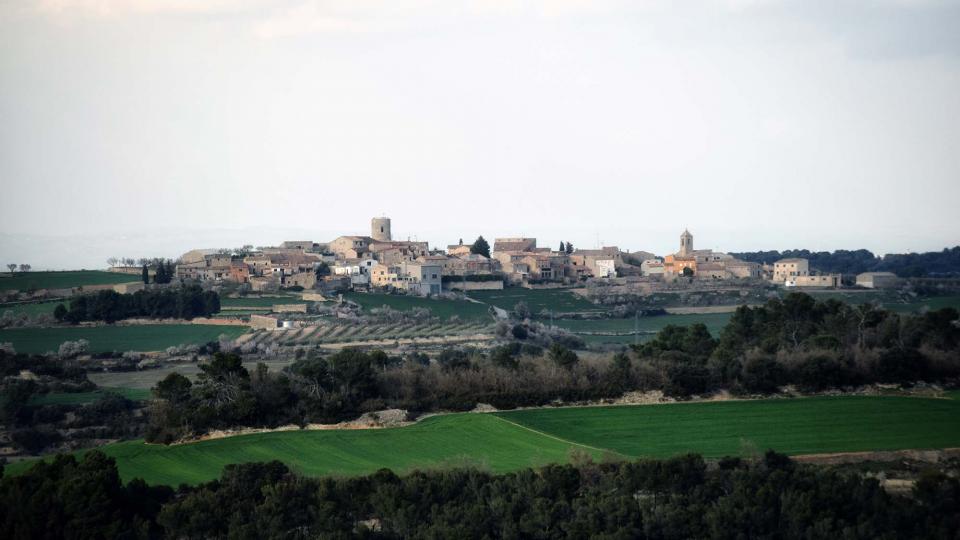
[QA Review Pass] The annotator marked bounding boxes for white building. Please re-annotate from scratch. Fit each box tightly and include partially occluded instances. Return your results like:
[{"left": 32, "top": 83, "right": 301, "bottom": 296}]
[{"left": 773, "top": 258, "right": 810, "bottom": 283}]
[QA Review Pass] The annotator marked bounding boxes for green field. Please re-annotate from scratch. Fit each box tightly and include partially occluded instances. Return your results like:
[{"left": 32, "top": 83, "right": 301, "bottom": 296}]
[
  {"left": 0, "top": 270, "right": 139, "bottom": 292},
  {"left": 343, "top": 292, "right": 491, "bottom": 321},
  {"left": 29, "top": 387, "right": 152, "bottom": 405},
  {"left": 468, "top": 288, "right": 602, "bottom": 315},
  {"left": 10, "top": 395, "right": 960, "bottom": 486},
  {"left": 0, "top": 300, "right": 61, "bottom": 317},
  {"left": 0, "top": 324, "right": 248, "bottom": 354},
  {"left": 219, "top": 295, "right": 299, "bottom": 308},
  {"left": 496, "top": 396, "right": 960, "bottom": 458},
  {"left": 551, "top": 312, "right": 733, "bottom": 345},
  {"left": 7, "top": 413, "right": 584, "bottom": 486}
]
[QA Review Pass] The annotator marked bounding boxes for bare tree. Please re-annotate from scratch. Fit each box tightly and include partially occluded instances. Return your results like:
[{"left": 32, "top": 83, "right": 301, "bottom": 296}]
[
  {"left": 18, "top": 264, "right": 30, "bottom": 272},
  {"left": 6, "top": 264, "right": 16, "bottom": 274},
  {"left": 107, "top": 257, "right": 118, "bottom": 268}
]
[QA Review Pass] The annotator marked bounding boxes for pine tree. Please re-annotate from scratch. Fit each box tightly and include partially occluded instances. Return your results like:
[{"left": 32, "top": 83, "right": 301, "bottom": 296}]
[
  {"left": 559, "top": 241, "right": 565, "bottom": 253},
  {"left": 142, "top": 264, "right": 149, "bottom": 284},
  {"left": 565, "top": 242, "right": 574, "bottom": 254},
  {"left": 470, "top": 236, "right": 491, "bottom": 258}
]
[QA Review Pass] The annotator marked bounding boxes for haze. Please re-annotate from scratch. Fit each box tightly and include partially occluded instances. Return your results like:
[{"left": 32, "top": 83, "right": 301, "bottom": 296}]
[{"left": 1, "top": 0, "right": 959, "bottom": 269}]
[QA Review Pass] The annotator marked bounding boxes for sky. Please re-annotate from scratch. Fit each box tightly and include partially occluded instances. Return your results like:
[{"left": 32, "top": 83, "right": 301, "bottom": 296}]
[{"left": 1, "top": 0, "right": 959, "bottom": 269}]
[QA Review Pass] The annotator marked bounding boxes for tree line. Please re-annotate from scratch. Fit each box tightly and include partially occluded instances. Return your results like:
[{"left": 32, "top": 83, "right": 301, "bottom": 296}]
[
  {"left": 54, "top": 286, "right": 220, "bottom": 324},
  {"left": 730, "top": 246, "right": 960, "bottom": 277},
  {"left": 1, "top": 450, "right": 958, "bottom": 539}
]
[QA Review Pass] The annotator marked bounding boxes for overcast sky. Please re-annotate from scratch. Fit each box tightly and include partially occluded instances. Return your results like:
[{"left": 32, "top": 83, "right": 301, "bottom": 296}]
[{"left": 1, "top": 1, "right": 959, "bottom": 269}]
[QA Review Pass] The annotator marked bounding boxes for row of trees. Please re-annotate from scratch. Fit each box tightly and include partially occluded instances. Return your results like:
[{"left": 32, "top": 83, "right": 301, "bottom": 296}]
[
  {"left": 4, "top": 264, "right": 30, "bottom": 274},
  {"left": 731, "top": 246, "right": 960, "bottom": 277},
  {"left": 2, "top": 450, "right": 958, "bottom": 538},
  {"left": 54, "top": 286, "right": 219, "bottom": 324}
]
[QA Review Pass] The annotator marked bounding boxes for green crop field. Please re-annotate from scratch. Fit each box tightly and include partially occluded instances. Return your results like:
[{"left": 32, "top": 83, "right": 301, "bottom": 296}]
[
  {"left": 0, "top": 270, "right": 139, "bottom": 292},
  {"left": 553, "top": 312, "right": 733, "bottom": 345},
  {"left": 29, "top": 387, "right": 152, "bottom": 405},
  {"left": 468, "top": 288, "right": 601, "bottom": 314},
  {"left": 496, "top": 396, "right": 960, "bottom": 458},
  {"left": 9, "top": 395, "right": 960, "bottom": 486},
  {"left": 219, "top": 295, "right": 299, "bottom": 308},
  {"left": 7, "top": 413, "right": 585, "bottom": 486},
  {"left": 0, "top": 300, "right": 61, "bottom": 317},
  {"left": 343, "top": 292, "right": 491, "bottom": 321},
  {"left": 0, "top": 324, "right": 248, "bottom": 354}
]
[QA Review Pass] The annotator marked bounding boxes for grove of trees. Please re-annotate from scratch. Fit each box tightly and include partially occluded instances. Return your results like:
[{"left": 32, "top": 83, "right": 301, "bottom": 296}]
[
  {"left": 1, "top": 450, "right": 958, "bottom": 539},
  {"left": 54, "top": 286, "right": 220, "bottom": 324},
  {"left": 731, "top": 246, "right": 960, "bottom": 277}
]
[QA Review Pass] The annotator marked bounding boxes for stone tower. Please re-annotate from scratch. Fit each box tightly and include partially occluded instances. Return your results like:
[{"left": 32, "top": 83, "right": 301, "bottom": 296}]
[
  {"left": 371, "top": 216, "right": 392, "bottom": 242},
  {"left": 679, "top": 229, "right": 693, "bottom": 256}
]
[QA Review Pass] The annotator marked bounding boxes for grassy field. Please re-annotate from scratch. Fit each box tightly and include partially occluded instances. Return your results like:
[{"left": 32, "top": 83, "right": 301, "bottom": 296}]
[
  {"left": 468, "top": 288, "right": 602, "bottom": 315},
  {"left": 0, "top": 300, "right": 61, "bottom": 317},
  {"left": 29, "top": 387, "right": 152, "bottom": 405},
  {"left": 551, "top": 312, "right": 733, "bottom": 345},
  {"left": 219, "top": 295, "right": 299, "bottom": 308},
  {"left": 0, "top": 270, "right": 139, "bottom": 292},
  {"left": 343, "top": 292, "right": 491, "bottom": 321},
  {"left": 0, "top": 324, "right": 248, "bottom": 354},
  {"left": 9, "top": 395, "right": 960, "bottom": 486},
  {"left": 7, "top": 413, "right": 586, "bottom": 486},
  {"left": 496, "top": 396, "right": 960, "bottom": 458}
]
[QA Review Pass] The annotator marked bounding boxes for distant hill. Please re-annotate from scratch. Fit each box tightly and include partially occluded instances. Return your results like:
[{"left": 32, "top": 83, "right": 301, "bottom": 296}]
[{"left": 730, "top": 246, "right": 960, "bottom": 277}]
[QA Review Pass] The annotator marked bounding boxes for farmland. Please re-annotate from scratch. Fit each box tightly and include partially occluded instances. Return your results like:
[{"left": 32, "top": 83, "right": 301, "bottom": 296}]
[
  {"left": 236, "top": 320, "right": 495, "bottom": 348},
  {"left": 0, "top": 300, "right": 61, "bottom": 317},
  {"left": 343, "top": 292, "right": 491, "bottom": 321},
  {"left": 9, "top": 395, "right": 959, "bottom": 486},
  {"left": 468, "top": 288, "right": 602, "bottom": 314},
  {"left": 218, "top": 295, "right": 300, "bottom": 308},
  {"left": 0, "top": 270, "right": 139, "bottom": 292},
  {"left": 7, "top": 413, "right": 585, "bottom": 486},
  {"left": 552, "top": 313, "right": 733, "bottom": 344},
  {"left": 0, "top": 324, "right": 248, "bottom": 354},
  {"left": 496, "top": 396, "right": 960, "bottom": 458}
]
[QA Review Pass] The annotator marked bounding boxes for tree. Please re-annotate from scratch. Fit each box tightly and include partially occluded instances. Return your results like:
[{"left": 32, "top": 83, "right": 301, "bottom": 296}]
[
  {"left": 512, "top": 301, "right": 531, "bottom": 320},
  {"left": 559, "top": 241, "right": 566, "bottom": 253},
  {"left": 142, "top": 264, "right": 149, "bottom": 284},
  {"left": 5, "top": 264, "right": 15, "bottom": 274},
  {"left": 107, "top": 257, "right": 118, "bottom": 268},
  {"left": 53, "top": 304, "right": 67, "bottom": 321},
  {"left": 18, "top": 264, "right": 30, "bottom": 273},
  {"left": 470, "top": 236, "right": 490, "bottom": 258},
  {"left": 315, "top": 262, "right": 331, "bottom": 279},
  {"left": 565, "top": 242, "right": 574, "bottom": 254},
  {"left": 549, "top": 343, "right": 579, "bottom": 369},
  {"left": 682, "top": 266, "right": 694, "bottom": 277},
  {"left": 458, "top": 238, "right": 463, "bottom": 245}
]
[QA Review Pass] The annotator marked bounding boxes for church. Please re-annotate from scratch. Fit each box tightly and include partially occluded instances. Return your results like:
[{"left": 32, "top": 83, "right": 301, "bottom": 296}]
[{"left": 662, "top": 229, "right": 760, "bottom": 280}]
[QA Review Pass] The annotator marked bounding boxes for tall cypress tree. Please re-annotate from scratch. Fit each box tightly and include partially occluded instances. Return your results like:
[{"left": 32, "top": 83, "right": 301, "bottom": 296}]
[{"left": 142, "top": 264, "right": 149, "bottom": 284}]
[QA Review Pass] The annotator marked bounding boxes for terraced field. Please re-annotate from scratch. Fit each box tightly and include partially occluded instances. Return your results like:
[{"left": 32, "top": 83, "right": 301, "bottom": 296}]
[
  {"left": 238, "top": 320, "right": 495, "bottom": 347},
  {"left": 0, "top": 324, "right": 248, "bottom": 354},
  {"left": 343, "top": 292, "right": 491, "bottom": 321},
  {"left": 10, "top": 395, "right": 959, "bottom": 486},
  {"left": 0, "top": 270, "right": 139, "bottom": 291}
]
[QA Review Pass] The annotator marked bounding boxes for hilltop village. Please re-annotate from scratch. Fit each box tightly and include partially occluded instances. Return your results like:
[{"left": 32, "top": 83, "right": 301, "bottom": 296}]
[{"left": 166, "top": 216, "right": 871, "bottom": 296}]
